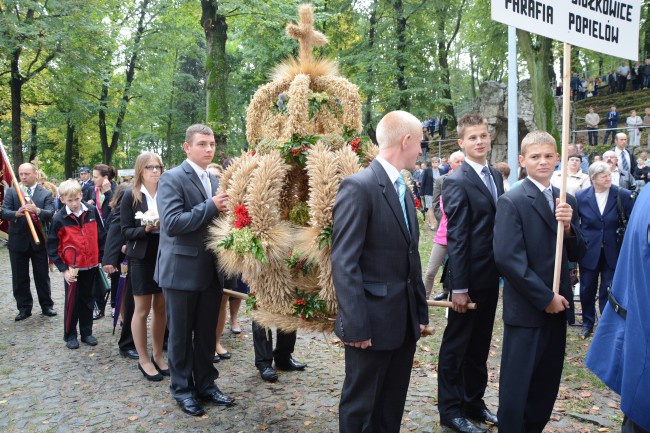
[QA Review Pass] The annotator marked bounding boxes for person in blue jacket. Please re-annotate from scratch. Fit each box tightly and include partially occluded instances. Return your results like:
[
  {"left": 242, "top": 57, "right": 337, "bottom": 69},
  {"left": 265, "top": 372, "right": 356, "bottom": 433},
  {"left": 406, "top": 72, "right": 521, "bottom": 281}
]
[{"left": 586, "top": 186, "right": 649, "bottom": 433}]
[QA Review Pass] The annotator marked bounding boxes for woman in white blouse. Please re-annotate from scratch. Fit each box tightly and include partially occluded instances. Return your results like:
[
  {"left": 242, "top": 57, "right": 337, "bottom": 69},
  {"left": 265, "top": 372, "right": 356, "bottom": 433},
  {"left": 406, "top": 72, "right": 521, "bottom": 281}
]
[
  {"left": 626, "top": 110, "right": 643, "bottom": 147},
  {"left": 121, "top": 152, "right": 168, "bottom": 381},
  {"left": 551, "top": 153, "right": 591, "bottom": 195}
]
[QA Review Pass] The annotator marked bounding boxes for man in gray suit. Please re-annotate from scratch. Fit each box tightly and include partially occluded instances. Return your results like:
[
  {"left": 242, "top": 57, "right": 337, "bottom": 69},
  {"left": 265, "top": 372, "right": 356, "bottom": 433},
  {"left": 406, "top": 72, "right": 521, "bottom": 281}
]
[
  {"left": 331, "top": 110, "right": 429, "bottom": 433},
  {"left": 155, "top": 124, "right": 234, "bottom": 416},
  {"left": 2, "top": 163, "right": 57, "bottom": 321}
]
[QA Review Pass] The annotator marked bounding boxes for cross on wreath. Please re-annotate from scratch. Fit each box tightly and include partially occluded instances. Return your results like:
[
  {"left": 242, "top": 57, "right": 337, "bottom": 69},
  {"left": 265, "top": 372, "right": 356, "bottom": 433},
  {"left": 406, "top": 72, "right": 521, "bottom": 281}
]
[{"left": 286, "top": 5, "right": 328, "bottom": 66}]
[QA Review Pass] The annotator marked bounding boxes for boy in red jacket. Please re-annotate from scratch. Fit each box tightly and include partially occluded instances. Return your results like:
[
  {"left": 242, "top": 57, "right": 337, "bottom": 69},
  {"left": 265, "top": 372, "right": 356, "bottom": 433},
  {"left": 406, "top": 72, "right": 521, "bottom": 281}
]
[{"left": 47, "top": 180, "right": 105, "bottom": 349}]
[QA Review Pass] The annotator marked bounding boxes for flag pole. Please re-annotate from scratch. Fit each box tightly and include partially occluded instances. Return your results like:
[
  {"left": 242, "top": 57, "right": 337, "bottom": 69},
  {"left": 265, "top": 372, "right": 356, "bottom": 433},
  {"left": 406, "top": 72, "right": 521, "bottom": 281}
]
[
  {"left": 552, "top": 43, "right": 572, "bottom": 294},
  {"left": 0, "top": 143, "right": 41, "bottom": 245}
]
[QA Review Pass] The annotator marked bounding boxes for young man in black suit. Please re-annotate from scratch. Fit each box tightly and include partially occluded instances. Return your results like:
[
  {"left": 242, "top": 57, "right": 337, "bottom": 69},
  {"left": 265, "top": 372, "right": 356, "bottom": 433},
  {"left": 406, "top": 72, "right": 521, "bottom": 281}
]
[
  {"left": 494, "top": 131, "right": 586, "bottom": 433},
  {"left": 1, "top": 163, "right": 57, "bottom": 321},
  {"left": 438, "top": 113, "right": 503, "bottom": 433},
  {"left": 331, "top": 110, "right": 429, "bottom": 433},
  {"left": 155, "top": 124, "right": 234, "bottom": 416}
]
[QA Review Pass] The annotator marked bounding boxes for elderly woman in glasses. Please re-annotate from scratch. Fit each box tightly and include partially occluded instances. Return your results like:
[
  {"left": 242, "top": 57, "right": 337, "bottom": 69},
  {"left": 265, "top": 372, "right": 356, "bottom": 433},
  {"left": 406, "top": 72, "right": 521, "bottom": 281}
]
[{"left": 121, "top": 152, "right": 169, "bottom": 381}]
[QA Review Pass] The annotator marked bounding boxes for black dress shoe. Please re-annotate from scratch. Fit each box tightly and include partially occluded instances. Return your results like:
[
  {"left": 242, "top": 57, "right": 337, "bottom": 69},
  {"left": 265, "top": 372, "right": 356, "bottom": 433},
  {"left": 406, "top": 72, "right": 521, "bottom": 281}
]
[
  {"left": 260, "top": 367, "right": 278, "bottom": 382},
  {"left": 465, "top": 408, "right": 498, "bottom": 426},
  {"left": 275, "top": 357, "right": 306, "bottom": 371},
  {"left": 216, "top": 351, "right": 231, "bottom": 360},
  {"left": 66, "top": 338, "right": 80, "bottom": 350},
  {"left": 212, "top": 354, "right": 221, "bottom": 363},
  {"left": 151, "top": 356, "right": 170, "bottom": 376},
  {"left": 441, "top": 417, "right": 486, "bottom": 433},
  {"left": 433, "top": 291, "right": 450, "bottom": 301},
  {"left": 119, "top": 348, "right": 139, "bottom": 360},
  {"left": 15, "top": 311, "right": 32, "bottom": 321},
  {"left": 199, "top": 388, "right": 235, "bottom": 406},
  {"left": 42, "top": 307, "right": 57, "bottom": 317},
  {"left": 81, "top": 335, "right": 98, "bottom": 346},
  {"left": 138, "top": 363, "right": 164, "bottom": 382},
  {"left": 92, "top": 311, "right": 104, "bottom": 320},
  {"left": 579, "top": 327, "right": 592, "bottom": 339},
  {"left": 176, "top": 397, "right": 205, "bottom": 416}
]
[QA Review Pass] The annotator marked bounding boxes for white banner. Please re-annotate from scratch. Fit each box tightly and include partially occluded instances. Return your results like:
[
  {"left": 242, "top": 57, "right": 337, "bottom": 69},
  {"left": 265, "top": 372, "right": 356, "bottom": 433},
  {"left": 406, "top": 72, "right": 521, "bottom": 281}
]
[{"left": 492, "top": 0, "right": 642, "bottom": 60}]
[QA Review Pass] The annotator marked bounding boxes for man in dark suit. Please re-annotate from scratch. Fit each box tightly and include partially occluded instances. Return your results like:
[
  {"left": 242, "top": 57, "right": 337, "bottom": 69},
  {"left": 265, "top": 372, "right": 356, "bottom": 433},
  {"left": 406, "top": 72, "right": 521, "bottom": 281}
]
[
  {"left": 438, "top": 113, "right": 504, "bottom": 433},
  {"left": 419, "top": 160, "right": 435, "bottom": 229},
  {"left": 613, "top": 133, "right": 638, "bottom": 179},
  {"left": 331, "top": 110, "right": 429, "bottom": 433},
  {"left": 603, "top": 105, "right": 620, "bottom": 145},
  {"left": 494, "top": 131, "right": 586, "bottom": 433},
  {"left": 1, "top": 163, "right": 57, "bottom": 321},
  {"left": 155, "top": 124, "right": 234, "bottom": 416},
  {"left": 79, "top": 167, "right": 94, "bottom": 203}
]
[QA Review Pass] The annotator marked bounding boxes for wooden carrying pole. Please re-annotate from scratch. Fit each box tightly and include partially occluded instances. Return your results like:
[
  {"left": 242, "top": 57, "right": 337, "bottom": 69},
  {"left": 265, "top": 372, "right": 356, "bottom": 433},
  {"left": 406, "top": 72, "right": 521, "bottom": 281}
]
[
  {"left": 552, "top": 43, "right": 572, "bottom": 294},
  {"left": 222, "top": 289, "right": 477, "bottom": 310},
  {"left": 0, "top": 144, "right": 40, "bottom": 245}
]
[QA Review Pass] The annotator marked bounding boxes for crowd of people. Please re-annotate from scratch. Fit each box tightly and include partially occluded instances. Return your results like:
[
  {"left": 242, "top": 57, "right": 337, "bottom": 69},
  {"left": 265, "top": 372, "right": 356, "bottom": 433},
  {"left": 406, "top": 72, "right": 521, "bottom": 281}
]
[
  {"left": 565, "top": 59, "right": 650, "bottom": 101},
  {"left": 3, "top": 114, "right": 649, "bottom": 433},
  {"left": 1, "top": 125, "right": 307, "bottom": 419}
]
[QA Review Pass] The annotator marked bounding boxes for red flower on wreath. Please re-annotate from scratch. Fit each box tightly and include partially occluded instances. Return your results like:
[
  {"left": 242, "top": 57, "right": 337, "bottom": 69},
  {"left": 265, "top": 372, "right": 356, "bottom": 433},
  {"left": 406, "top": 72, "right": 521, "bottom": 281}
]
[
  {"left": 414, "top": 196, "right": 421, "bottom": 210},
  {"left": 294, "top": 299, "right": 307, "bottom": 306},
  {"left": 349, "top": 138, "right": 362, "bottom": 154},
  {"left": 247, "top": 150, "right": 256, "bottom": 156},
  {"left": 234, "top": 205, "right": 252, "bottom": 229}
]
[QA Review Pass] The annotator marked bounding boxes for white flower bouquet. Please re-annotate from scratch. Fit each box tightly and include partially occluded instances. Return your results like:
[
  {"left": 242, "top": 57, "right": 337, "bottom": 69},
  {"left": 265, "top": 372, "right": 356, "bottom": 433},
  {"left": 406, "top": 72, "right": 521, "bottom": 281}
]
[{"left": 134, "top": 210, "right": 160, "bottom": 227}]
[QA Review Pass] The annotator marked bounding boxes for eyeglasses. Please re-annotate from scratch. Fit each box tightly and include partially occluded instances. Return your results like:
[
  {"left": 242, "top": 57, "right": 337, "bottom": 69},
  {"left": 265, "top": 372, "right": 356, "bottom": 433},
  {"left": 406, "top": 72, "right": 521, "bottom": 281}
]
[{"left": 145, "top": 165, "right": 163, "bottom": 171}]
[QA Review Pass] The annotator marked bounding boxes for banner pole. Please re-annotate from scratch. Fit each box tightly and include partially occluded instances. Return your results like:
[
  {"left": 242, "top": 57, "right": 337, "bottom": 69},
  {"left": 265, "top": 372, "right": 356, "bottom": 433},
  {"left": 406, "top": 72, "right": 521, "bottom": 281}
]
[{"left": 552, "top": 43, "right": 572, "bottom": 294}]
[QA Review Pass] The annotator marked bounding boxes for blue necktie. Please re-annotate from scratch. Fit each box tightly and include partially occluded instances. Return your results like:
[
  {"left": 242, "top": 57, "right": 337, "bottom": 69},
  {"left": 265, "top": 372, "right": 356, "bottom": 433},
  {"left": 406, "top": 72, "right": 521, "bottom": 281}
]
[
  {"left": 395, "top": 176, "right": 409, "bottom": 231},
  {"left": 621, "top": 152, "right": 629, "bottom": 172},
  {"left": 543, "top": 188, "right": 554, "bottom": 213},
  {"left": 481, "top": 166, "right": 497, "bottom": 203}
]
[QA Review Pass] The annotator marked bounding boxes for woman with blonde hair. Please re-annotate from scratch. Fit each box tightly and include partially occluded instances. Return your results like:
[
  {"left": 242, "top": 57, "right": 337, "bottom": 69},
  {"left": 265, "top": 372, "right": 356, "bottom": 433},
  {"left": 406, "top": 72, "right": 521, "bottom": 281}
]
[{"left": 121, "top": 152, "right": 168, "bottom": 381}]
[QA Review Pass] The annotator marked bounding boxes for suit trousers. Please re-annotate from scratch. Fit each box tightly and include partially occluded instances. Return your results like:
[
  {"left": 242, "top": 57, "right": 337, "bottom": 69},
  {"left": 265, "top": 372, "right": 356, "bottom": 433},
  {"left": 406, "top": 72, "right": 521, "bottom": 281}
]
[
  {"left": 623, "top": 416, "right": 650, "bottom": 433},
  {"left": 118, "top": 275, "right": 136, "bottom": 351},
  {"left": 64, "top": 269, "right": 96, "bottom": 341},
  {"left": 437, "top": 288, "right": 499, "bottom": 419},
  {"left": 9, "top": 245, "right": 53, "bottom": 313},
  {"left": 580, "top": 249, "right": 614, "bottom": 330},
  {"left": 498, "top": 315, "right": 567, "bottom": 433},
  {"left": 252, "top": 320, "right": 296, "bottom": 370},
  {"left": 164, "top": 287, "right": 221, "bottom": 400},
  {"left": 338, "top": 330, "right": 416, "bottom": 433}
]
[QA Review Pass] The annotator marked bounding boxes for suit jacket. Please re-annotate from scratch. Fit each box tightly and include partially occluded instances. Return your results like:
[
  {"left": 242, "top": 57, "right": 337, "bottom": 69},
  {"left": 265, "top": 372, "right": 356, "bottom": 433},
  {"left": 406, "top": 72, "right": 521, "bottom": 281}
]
[
  {"left": 1, "top": 184, "right": 54, "bottom": 252},
  {"left": 441, "top": 161, "right": 504, "bottom": 291},
  {"left": 154, "top": 160, "right": 223, "bottom": 291},
  {"left": 121, "top": 188, "right": 155, "bottom": 260},
  {"left": 331, "top": 159, "right": 429, "bottom": 351},
  {"left": 576, "top": 185, "right": 633, "bottom": 270},
  {"left": 420, "top": 167, "right": 434, "bottom": 196},
  {"left": 613, "top": 147, "right": 638, "bottom": 177},
  {"left": 81, "top": 180, "right": 94, "bottom": 202},
  {"left": 102, "top": 195, "right": 125, "bottom": 267},
  {"left": 494, "top": 179, "right": 586, "bottom": 327}
]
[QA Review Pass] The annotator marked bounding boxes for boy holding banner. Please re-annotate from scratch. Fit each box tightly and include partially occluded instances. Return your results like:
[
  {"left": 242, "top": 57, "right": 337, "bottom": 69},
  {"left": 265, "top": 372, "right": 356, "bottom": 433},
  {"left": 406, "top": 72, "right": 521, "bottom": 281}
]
[{"left": 493, "top": 131, "right": 585, "bottom": 433}]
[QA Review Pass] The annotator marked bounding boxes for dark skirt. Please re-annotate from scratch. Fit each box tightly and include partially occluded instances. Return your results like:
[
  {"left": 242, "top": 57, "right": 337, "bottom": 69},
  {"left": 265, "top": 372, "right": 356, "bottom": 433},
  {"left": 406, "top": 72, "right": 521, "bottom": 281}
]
[{"left": 130, "top": 234, "right": 161, "bottom": 296}]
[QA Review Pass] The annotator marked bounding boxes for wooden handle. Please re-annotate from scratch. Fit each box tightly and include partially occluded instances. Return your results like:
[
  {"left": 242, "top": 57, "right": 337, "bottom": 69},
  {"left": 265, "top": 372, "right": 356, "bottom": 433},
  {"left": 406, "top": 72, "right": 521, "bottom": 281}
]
[
  {"left": 11, "top": 177, "right": 40, "bottom": 246},
  {"left": 223, "top": 288, "right": 248, "bottom": 300},
  {"left": 427, "top": 299, "right": 477, "bottom": 309}
]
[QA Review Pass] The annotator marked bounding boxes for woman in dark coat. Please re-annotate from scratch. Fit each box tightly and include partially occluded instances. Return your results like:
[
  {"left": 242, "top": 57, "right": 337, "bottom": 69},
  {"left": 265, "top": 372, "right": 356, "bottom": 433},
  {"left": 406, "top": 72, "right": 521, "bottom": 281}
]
[{"left": 575, "top": 161, "right": 633, "bottom": 339}]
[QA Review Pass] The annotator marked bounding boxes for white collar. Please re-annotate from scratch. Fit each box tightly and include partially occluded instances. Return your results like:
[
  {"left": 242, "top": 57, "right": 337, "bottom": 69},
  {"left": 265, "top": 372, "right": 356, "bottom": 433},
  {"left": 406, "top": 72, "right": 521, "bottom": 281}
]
[
  {"left": 465, "top": 158, "right": 488, "bottom": 176},
  {"left": 65, "top": 203, "right": 88, "bottom": 218},
  {"left": 140, "top": 184, "right": 156, "bottom": 200},
  {"left": 374, "top": 156, "right": 401, "bottom": 185},
  {"left": 186, "top": 158, "right": 208, "bottom": 179},
  {"left": 527, "top": 176, "right": 551, "bottom": 192}
]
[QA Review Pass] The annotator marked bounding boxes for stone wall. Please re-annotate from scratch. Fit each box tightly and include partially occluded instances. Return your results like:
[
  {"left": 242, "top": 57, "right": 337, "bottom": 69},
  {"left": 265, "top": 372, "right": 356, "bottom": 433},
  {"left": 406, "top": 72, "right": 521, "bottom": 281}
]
[{"left": 473, "top": 80, "right": 573, "bottom": 163}]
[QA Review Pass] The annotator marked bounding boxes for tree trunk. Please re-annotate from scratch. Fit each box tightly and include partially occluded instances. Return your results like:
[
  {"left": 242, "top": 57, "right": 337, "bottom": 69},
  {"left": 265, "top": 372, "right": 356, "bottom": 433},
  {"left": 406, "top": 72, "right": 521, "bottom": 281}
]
[
  {"left": 517, "top": 31, "right": 555, "bottom": 138},
  {"left": 201, "top": 0, "right": 229, "bottom": 156},
  {"left": 470, "top": 51, "right": 477, "bottom": 99},
  {"left": 644, "top": 3, "right": 650, "bottom": 59},
  {"left": 65, "top": 120, "right": 75, "bottom": 179},
  {"left": 435, "top": 1, "right": 464, "bottom": 129},
  {"left": 363, "top": 0, "right": 378, "bottom": 142},
  {"left": 28, "top": 117, "right": 38, "bottom": 163},
  {"left": 98, "top": 78, "right": 110, "bottom": 162},
  {"left": 10, "top": 51, "right": 24, "bottom": 173},
  {"left": 392, "top": 0, "right": 409, "bottom": 110}
]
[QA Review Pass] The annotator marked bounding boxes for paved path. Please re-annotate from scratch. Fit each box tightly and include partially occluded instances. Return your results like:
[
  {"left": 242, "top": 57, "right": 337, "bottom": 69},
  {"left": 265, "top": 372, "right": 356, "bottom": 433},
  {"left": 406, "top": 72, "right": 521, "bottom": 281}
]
[{"left": 0, "top": 243, "right": 622, "bottom": 432}]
